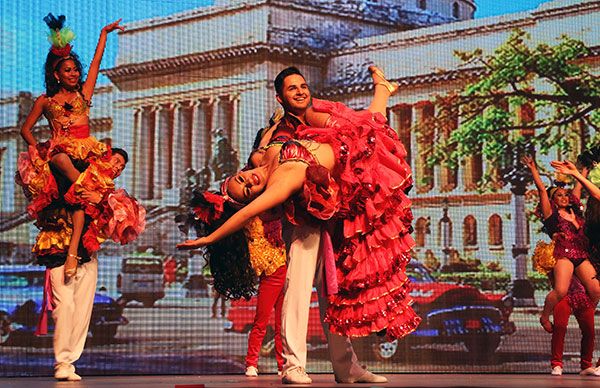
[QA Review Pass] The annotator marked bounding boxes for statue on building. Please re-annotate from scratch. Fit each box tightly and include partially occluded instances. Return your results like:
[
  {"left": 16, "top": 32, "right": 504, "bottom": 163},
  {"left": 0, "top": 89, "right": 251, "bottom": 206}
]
[{"left": 211, "top": 128, "right": 239, "bottom": 181}]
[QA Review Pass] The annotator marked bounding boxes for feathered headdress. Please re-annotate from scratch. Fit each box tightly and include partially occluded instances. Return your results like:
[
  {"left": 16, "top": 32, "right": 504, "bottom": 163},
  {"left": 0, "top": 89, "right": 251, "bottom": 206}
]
[{"left": 44, "top": 13, "right": 76, "bottom": 60}]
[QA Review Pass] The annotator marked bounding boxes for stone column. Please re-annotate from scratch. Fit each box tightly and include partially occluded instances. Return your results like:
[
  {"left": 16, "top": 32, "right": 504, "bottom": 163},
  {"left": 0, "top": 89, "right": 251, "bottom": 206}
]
[
  {"left": 154, "top": 104, "right": 170, "bottom": 199},
  {"left": 172, "top": 101, "right": 189, "bottom": 189},
  {"left": 137, "top": 106, "right": 157, "bottom": 200},
  {"left": 132, "top": 107, "right": 142, "bottom": 197},
  {"left": 439, "top": 107, "right": 458, "bottom": 192},
  {"left": 413, "top": 101, "right": 434, "bottom": 194}
]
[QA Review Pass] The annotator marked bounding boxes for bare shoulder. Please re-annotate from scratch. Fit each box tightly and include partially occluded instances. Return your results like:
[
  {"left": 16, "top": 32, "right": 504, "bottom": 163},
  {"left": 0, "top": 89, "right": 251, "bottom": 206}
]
[
  {"left": 29, "top": 95, "right": 49, "bottom": 113},
  {"left": 35, "top": 94, "right": 49, "bottom": 105},
  {"left": 270, "top": 161, "right": 307, "bottom": 187}
]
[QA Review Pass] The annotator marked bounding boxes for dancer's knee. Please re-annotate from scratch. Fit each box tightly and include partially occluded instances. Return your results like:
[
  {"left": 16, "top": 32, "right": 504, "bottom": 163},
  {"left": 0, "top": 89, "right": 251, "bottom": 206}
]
[
  {"left": 50, "top": 152, "right": 70, "bottom": 167},
  {"left": 553, "top": 287, "right": 568, "bottom": 300}
]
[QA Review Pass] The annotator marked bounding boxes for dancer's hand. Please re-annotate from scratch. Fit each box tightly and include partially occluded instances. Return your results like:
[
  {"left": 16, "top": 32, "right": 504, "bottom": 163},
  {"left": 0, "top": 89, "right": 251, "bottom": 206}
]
[
  {"left": 521, "top": 155, "right": 536, "bottom": 171},
  {"left": 550, "top": 160, "right": 578, "bottom": 176},
  {"left": 102, "top": 19, "right": 125, "bottom": 34},
  {"left": 176, "top": 237, "right": 211, "bottom": 250},
  {"left": 81, "top": 190, "right": 103, "bottom": 205}
]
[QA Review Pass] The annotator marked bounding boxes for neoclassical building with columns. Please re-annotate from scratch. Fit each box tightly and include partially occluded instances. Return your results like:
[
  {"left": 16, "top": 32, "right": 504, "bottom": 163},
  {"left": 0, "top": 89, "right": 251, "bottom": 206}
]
[{"left": 0, "top": 0, "right": 598, "bottom": 278}]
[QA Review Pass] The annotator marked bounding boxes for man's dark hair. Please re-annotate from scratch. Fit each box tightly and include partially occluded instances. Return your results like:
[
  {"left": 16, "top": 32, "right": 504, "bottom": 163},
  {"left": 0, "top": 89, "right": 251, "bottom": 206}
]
[
  {"left": 112, "top": 147, "right": 129, "bottom": 164},
  {"left": 274, "top": 66, "right": 304, "bottom": 96}
]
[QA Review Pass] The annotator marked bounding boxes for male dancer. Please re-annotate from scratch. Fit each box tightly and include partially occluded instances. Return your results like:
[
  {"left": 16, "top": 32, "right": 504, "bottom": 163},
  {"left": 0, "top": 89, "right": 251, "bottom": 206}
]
[
  {"left": 264, "top": 67, "right": 387, "bottom": 385},
  {"left": 39, "top": 149, "right": 129, "bottom": 381}
]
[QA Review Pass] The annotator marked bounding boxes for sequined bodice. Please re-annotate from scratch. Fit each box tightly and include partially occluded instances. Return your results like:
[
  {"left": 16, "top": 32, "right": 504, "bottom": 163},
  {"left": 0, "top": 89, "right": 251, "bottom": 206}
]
[
  {"left": 278, "top": 140, "right": 318, "bottom": 166},
  {"left": 543, "top": 199, "right": 589, "bottom": 259},
  {"left": 45, "top": 92, "right": 90, "bottom": 131}
]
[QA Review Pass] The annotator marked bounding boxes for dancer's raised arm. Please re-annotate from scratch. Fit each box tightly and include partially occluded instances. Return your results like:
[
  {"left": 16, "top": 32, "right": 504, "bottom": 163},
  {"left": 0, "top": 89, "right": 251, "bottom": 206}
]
[
  {"left": 177, "top": 163, "right": 305, "bottom": 249},
  {"left": 523, "top": 156, "right": 552, "bottom": 219},
  {"left": 570, "top": 166, "right": 587, "bottom": 200},
  {"left": 81, "top": 19, "right": 124, "bottom": 100},
  {"left": 551, "top": 160, "right": 600, "bottom": 201}
]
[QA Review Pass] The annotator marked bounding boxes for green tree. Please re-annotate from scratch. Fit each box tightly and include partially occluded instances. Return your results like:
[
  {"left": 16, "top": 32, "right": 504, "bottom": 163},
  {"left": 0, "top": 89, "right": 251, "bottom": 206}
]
[
  {"left": 420, "top": 29, "right": 599, "bottom": 306},
  {"left": 425, "top": 29, "right": 599, "bottom": 188}
]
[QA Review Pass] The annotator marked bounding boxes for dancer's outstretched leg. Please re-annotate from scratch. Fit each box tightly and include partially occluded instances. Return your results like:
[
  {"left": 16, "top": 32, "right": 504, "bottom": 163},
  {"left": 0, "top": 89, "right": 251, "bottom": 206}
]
[
  {"left": 367, "top": 65, "right": 398, "bottom": 116},
  {"left": 541, "top": 259, "right": 574, "bottom": 332},
  {"left": 305, "top": 65, "right": 398, "bottom": 127},
  {"left": 64, "top": 209, "right": 84, "bottom": 282}
]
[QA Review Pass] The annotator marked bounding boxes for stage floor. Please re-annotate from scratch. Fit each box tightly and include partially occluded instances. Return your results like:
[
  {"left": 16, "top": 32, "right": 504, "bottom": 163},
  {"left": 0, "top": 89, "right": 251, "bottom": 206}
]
[{"left": 3, "top": 374, "right": 600, "bottom": 387}]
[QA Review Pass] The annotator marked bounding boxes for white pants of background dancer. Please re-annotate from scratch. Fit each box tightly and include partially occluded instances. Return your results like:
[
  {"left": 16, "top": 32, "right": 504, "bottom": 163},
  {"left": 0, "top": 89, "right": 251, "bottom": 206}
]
[
  {"left": 281, "top": 224, "right": 366, "bottom": 381},
  {"left": 50, "top": 256, "right": 97, "bottom": 369}
]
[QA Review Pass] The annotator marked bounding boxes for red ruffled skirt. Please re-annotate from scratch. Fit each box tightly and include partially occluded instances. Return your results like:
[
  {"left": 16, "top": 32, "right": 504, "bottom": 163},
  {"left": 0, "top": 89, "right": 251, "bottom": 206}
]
[{"left": 297, "top": 99, "right": 420, "bottom": 339}]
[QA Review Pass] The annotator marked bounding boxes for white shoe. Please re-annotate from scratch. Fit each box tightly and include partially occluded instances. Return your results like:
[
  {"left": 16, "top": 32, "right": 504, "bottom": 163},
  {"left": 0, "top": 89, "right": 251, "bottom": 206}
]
[
  {"left": 551, "top": 366, "right": 563, "bottom": 376},
  {"left": 67, "top": 372, "right": 82, "bottom": 381},
  {"left": 282, "top": 367, "right": 312, "bottom": 384},
  {"left": 581, "top": 366, "right": 600, "bottom": 376},
  {"left": 277, "top": 370, "right": 282, "bottom": 377},
  {"left": 245, "top": 366, "right": 258, "bottom": 377},
  {"left": 54, "top": 363, "right": 74, "bottom": 380},
  {"left": 337, "top": 370, "right": 388, "bottom": 383}
]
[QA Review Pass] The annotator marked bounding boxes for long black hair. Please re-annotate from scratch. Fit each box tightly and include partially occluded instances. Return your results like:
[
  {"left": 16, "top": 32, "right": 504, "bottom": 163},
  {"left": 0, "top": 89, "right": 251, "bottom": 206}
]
[{"left": 185, "top": 190, "right": 256, "bottom": 300}]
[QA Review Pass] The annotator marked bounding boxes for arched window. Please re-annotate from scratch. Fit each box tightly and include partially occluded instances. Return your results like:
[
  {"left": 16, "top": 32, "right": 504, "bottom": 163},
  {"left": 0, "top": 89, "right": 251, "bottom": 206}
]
[
  {"left": 415, "top": 217, "right": 429, "bottom": 247},
  {"left": 452, "top": 2, "right": 460, "bottom": 18},
  {"left": 418, "top": 0, "right": 426, "bottom": 10},
  {"left": 438, "top": 216, "right": 453, "bottom": 249},
  {"left": 488, "top": 214, "right": 503, "bottom": 246},
  {"left": 463, "top": 215, "right": 477, "bottom": 247}
]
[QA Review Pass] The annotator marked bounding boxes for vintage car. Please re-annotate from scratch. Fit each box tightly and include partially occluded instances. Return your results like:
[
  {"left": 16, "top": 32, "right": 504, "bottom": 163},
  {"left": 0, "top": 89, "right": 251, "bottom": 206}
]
[
  {"left": 224, "top": 261, "right": 515, "bottom": 360},
  {"left": 117, "top": 255, "right": 166, "bottom": 307},
  {"left": 0, "top": 265, "right": 128, "bottom": 345}
]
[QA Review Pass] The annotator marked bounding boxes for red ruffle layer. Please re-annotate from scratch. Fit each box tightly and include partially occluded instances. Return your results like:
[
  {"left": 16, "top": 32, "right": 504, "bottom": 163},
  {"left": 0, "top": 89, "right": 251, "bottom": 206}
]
[{"left": 297, "top": 99, "right": 420, "bottom": 339}]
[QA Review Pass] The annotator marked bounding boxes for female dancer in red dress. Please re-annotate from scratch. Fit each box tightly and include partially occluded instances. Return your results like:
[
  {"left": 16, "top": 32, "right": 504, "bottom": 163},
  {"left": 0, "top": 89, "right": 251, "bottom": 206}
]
[
  {"left": 523, "top": 156, "right": 600, "bottom": 334},
  {"left": 178, "top": 66, "right": 419, "bottom": 340}
]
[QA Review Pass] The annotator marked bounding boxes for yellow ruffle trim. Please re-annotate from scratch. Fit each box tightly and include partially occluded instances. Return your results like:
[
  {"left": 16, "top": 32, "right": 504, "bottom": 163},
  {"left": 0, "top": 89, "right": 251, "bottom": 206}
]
[
  {"left": 32, "top": 213, "right": 72, "bottom": 255},
  {"left": 70, "top": 159, "right": 115, "bottom": 196},
  {"left": 51, "top": 135, "right": 107, "bottom": 161},
  {"left": 27, "top": 163, "right": 53, "bottom": 198},
  {"left": 244, "top": 216, "right": 286, "bottom": 277},
  {"left": 532, "top": 240, "right": 556, "bottom": 275}
]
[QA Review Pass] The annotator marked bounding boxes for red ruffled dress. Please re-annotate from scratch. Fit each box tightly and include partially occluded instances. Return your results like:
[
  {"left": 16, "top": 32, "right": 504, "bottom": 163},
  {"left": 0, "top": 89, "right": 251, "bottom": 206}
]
[{"left": 287, "top": 99, "right": 421, "bottom": 339}]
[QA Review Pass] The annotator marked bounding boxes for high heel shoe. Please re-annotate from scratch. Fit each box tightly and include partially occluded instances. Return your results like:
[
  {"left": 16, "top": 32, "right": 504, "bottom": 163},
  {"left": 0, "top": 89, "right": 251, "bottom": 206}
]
[
  {"left": 64, "top": 253, "right": 80, "bottom": 280},
  {"left": 368, "top": 65, "right": 399, "bottom": 95}
]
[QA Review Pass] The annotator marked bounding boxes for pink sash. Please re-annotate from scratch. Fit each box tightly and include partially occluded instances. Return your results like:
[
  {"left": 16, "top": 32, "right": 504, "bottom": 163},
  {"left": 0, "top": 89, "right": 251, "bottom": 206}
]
[
  {"left": 35, "top": 269, "right": 54, "bottom": 336},
  {"left": 320, "top": 228, "right": 338, "bottom": 296}
]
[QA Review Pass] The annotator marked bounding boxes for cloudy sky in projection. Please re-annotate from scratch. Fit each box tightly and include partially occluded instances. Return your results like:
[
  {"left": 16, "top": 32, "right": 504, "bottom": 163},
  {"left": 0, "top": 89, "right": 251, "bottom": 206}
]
[{"left": 0, "top": 0, "right": 551, "bottom": 93}]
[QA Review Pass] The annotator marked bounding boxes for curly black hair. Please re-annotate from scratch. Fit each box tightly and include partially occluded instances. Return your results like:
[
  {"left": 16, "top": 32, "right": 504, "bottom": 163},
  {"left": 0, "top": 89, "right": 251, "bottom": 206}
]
[
  {"left": 577, "top": 146, "right": 600, "bottom": 170},
  {"left": 187, "top": 190, "right": 257, "bottom": 300}
]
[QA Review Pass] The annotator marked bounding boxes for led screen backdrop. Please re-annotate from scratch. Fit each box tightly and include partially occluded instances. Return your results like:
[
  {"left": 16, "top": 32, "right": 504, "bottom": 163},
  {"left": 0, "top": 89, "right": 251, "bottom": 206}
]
[{"left": 1, "top": 0, "right": 599, "bottom": 377}]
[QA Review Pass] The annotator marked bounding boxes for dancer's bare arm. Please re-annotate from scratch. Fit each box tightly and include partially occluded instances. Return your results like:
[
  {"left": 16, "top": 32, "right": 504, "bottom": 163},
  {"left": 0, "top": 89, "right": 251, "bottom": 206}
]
[
  {"left": 571, "top": 167, "right": 588, "bottom": 200},
  {"left": 81, "top": 19, "right": 124, "bottom": 100},
  {"left": 551, "top": 160, "right": 600, "bottom": 201},
  {"left": 177, "top": 163, "right": 306, "bottom": 249},
  {"left": 523, "top": 156, "right": 552, "bottom": 219}
]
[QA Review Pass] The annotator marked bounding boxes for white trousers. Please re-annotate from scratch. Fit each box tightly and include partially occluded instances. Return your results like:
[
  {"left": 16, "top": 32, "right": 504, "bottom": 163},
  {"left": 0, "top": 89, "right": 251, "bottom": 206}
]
[
  {"left": 281, "top": 224, "right": 365, "bottom": 381},
  {"left": 50, "top": 257, "right": 97, "bottom": 366}
]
